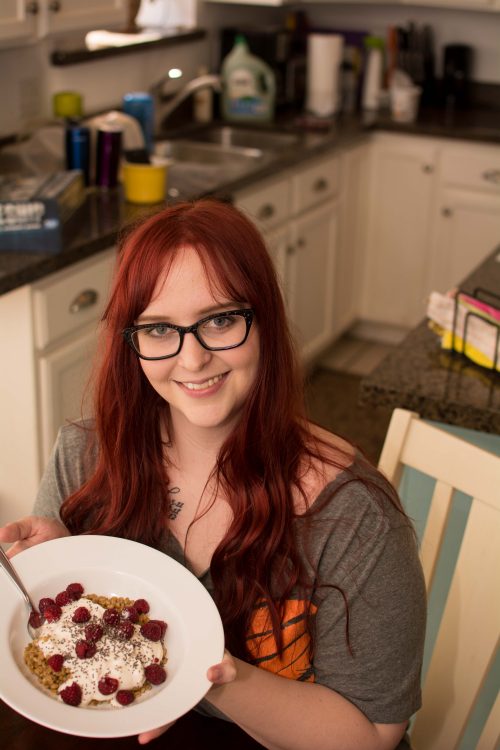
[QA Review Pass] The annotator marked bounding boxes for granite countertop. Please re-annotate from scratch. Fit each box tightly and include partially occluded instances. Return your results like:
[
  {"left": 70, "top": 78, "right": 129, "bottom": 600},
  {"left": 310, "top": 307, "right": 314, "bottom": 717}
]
[
  {"left": 0, "top": 105, "right": 499, "bottom": 297},
  {"left": 360, "top": 247, "right": 500, "bottom": 434}
]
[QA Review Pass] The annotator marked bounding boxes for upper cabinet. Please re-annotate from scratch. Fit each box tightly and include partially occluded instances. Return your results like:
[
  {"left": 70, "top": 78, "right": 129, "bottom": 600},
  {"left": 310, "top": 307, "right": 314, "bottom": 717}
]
[{"left": 0, "top": 0, "right": 127, "bottom": 46}]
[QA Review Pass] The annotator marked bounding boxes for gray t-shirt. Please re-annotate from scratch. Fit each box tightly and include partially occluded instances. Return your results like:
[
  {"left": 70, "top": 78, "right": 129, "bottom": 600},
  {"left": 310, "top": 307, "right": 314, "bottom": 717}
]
[{"left": 34, "top": 422, "right": 425, "bottom": 737}]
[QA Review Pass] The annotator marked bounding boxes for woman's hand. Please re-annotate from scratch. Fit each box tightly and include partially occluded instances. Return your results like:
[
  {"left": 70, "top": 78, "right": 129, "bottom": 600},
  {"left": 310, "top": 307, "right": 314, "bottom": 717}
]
[
  {"left": 137, "top": 651, "right": 237, "bottom": 745},
  {"left": 0, "top": 516, "right": 69, "bottom": 557}
]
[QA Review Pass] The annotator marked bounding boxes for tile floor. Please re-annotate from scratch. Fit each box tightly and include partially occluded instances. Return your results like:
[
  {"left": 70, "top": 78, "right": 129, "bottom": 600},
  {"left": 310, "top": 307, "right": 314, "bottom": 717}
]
[{"left": 318, "top": 334, "right": 396, "bottom": 377}]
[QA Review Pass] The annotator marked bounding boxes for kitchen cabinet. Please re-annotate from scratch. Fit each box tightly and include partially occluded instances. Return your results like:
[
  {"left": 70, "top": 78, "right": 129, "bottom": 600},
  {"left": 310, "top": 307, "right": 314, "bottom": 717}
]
[
  {"left": 334, "top": 141, "right": 369, "bottom": 339},
  {"left": 0, "top": 1, "right": 38, "bottom": 44},
  {"left": 0, "top": 247, "right": 115, "bottom": 527},
  {"left": 234, "top": 152, "right": 340, "bottom": 363},
  {"left": 427, "top": 141, "right": 500, "bottom": 294},
  {"left": 359, "top": 133, "right": 439, "bottom": 332},
  {"left": 0, "top": 0, "right": 127, "bottom": 46}
]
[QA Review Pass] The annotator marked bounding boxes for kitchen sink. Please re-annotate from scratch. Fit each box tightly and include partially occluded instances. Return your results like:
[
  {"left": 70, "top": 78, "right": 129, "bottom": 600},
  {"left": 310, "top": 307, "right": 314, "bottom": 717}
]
[
  {"left": 185, "top": 125, "right": 301, "bottom": 152},
  {"left": 153, "top": 139, "right": 266, "bottom": 165},
  {"left": 153, "top": 136, "right": 279, "bottom": 198}
]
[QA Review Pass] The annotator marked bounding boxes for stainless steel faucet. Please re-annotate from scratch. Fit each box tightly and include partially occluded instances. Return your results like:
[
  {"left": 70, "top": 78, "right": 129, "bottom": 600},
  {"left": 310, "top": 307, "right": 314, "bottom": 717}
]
[{"left": 150, "top": 73, "right": 222, "bottom": 133}]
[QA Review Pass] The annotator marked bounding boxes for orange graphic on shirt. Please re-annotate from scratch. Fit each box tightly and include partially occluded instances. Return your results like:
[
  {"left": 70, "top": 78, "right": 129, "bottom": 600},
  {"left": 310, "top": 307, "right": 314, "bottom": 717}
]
[{"left": 246, "top": 599, "right": 317, "bottom": 682}]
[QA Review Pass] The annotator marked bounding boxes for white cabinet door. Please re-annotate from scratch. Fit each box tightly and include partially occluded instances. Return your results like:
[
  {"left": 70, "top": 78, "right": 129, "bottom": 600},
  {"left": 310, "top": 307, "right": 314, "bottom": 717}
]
[
  {"left": 360, "top": 135, "right": 438, "bottom": 329},
  {"left": 334, "top": 142, "right": 369, "bottom": 339},
  {"left": 0, "top": 0, "right": 38, "bottom": 44},
  {"left": 40, "top": 0, "right": 127, "bottom": 36},
  {"left": 429, "top": 189, "right": 500, "bottom": 293},
  {"left": 38, "top": 326, "right": 103, "bottom": 465},
  {"left": 287, "top": 200, "right": 338, "bottom": 363}
]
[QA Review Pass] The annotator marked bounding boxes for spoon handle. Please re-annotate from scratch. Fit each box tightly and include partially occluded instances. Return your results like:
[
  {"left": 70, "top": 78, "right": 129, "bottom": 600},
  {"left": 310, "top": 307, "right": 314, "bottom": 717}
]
[{"left": 0, "top": 546, "right": 36, "bottom": 611}]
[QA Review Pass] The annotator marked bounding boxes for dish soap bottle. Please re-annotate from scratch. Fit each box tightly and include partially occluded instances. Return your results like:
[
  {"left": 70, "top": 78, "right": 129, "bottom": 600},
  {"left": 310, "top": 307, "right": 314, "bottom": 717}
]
[{"left": 221, "top": 34, "right": 276, "bottom": 123}]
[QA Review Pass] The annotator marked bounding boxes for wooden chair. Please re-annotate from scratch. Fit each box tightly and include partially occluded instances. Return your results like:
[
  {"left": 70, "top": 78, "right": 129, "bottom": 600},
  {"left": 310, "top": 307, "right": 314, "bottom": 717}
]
[{"left": 378, "top": 408, "right": 500, "bottom": 750}]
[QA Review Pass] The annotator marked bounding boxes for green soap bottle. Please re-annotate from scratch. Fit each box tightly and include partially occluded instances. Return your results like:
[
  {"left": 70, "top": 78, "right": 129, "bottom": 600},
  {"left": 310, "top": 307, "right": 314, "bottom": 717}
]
[{"left": 221, "top": 34, "right": 276, "bottom": 123}]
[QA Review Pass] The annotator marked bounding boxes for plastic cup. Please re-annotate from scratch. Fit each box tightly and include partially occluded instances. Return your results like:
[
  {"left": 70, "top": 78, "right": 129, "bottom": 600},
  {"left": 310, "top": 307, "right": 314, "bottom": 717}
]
[
  {"left": 390, "top": 86, "right": 422, "bottom": 124},
  {"left": 122, "top": 159, "right": 169, "bottom": 204}
]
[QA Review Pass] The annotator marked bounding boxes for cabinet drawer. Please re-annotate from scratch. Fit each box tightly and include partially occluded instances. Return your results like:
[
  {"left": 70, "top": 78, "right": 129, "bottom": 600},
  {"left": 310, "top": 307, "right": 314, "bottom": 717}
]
[
  {"left": 293, "top": 154, "right": 340, "bottom": 213},
  {"left": 440, "top": 145, "right": 500, "bottom": 192},
  {"left": 234, "top": 175, "right": 291, "bottom": 232},
  {"left": 33, "top": 248, "right": 116, "bottom": 350}
]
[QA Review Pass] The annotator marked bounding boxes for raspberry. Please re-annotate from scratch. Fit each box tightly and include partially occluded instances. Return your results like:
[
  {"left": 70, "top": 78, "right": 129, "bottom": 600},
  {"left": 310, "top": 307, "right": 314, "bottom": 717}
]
[
  {"left": 133, "top": 599, "right": 150, "bottom": 615},
  {"left": 144, "top": 664, "right": 167, "bottom": 685},
  {"left": 115, "top": 690, "right": 135, "bottom": 706},
  {"left": 72, "top": 606, "right": 91, "bottom": 623},
  {"left": 98, "top": 676, "right": 119, "bottom": 695},
  {"left": 47, "top": 654, "right": 64, "bottom": 672},
  {"left": 75, "top": 640, "right": 97, "bottom": 659},
  {"left": 38, "top": 597, "right": 55, "bottom": 614},
  {"left": 55, "top": 590, "right": 71, "bottom": 607},
  {"left": 60, "top": 682, "right": 82, "bottom": 706},
  {"left": 103, "top": 608, "right": 120, "bottom": 626},
  {"left": 29, "top": 611, "right": 44, "bottom": 629},
  {"left": 140, "top": 621, "right": 163, "bottom": 642},
  {"left": 44, "top": 603, "right": 62, "bottom": 623},
  {"left": 66, "top": 583, "right": 84, "bottom": 601},
  {"left": 84, "top": 623, "right": 103, "bottom": 642},
  {"left": 122, "top": 605, "right": 139, "bottom": 623},
  {"left": 148, "top": 619, "right": 168, "bottom": 638},
  {"left": 116, "top": 620, "right": 134, "bottom": 640}
]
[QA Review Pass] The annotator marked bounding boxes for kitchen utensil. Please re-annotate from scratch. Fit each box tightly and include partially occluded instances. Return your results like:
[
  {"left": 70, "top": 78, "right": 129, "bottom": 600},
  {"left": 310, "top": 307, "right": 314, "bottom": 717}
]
[{"left": 0, "top": 546, "right": 38, "bottom": 638}]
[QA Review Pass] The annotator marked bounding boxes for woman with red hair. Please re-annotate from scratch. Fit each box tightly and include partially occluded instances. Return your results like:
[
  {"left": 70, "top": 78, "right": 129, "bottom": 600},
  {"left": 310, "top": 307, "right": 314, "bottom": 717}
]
[{"left": 0, "top": 199, "right": 425, "bottom": 749}]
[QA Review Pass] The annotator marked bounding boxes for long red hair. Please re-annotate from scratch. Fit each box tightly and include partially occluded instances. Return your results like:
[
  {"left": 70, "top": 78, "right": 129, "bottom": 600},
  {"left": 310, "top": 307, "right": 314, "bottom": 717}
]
[{"left": 61, "top": 200, "right": 352, "bottom": 656}]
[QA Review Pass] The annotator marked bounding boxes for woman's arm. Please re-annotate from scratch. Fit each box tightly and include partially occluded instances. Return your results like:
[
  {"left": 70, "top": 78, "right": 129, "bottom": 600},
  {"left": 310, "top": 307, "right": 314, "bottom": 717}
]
[{"left": 206, "top": 657, "right": 407, "bottom": 750}]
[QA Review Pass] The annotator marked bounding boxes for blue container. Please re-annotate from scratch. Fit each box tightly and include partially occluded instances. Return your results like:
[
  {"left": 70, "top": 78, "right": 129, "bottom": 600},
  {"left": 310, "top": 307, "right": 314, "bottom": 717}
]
[
  {"left": 65, "top": 123, "right": 90, "bottom": 185},
  {"left": 122, "top": 92, "right": 155, "bottom": 153}
]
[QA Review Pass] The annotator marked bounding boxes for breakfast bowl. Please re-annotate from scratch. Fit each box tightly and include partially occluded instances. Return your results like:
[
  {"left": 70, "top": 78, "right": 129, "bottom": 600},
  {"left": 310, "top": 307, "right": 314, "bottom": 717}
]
[{"left": 0, "top": 535, "right": 224, "bottom": 738}]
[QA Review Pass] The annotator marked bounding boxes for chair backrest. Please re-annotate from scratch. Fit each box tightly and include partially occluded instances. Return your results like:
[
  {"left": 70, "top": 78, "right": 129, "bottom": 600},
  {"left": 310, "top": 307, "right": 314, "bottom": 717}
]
[{"left": 378, "top": 408, "right": 500, "bottom": 750}]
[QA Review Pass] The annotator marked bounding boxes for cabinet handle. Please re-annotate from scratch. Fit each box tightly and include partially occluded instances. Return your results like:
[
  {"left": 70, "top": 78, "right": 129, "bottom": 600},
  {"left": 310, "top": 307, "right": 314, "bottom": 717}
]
[
  {"left": 286, "top": 244, "right": 295, "bottom": 256},
  {"left": 26, "top": 1, "right": 39, "bottom": 13},
  {"left": 313, "top": 178, "right": 328, "bottom": 192},
  {"left": 296, "top": 237, "right": 305, "bottom": 248},
  {"left": 48, "top": 0, "right": 61, "bottom": 11},
  {"left": 257, "top": 203, "right": 275, "bottom": 221},
  {"left": 69, "top": 289, "right": 98, "bottom": 313},
  {"left": 422, "top": 164, "right": 434, "bottom": 174},
  {"left": 482, "top": 169, "right": 500, "bottom": 185},
  {"left": 441, "top": 207, "right": 453, "bottom": 217}
]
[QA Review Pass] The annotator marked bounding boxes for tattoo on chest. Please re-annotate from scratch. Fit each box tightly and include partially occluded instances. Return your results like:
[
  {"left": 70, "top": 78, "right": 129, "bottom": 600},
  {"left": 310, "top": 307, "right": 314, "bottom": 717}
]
[{"left": 167, "top": 486, "right": 184, "bottom": 520}]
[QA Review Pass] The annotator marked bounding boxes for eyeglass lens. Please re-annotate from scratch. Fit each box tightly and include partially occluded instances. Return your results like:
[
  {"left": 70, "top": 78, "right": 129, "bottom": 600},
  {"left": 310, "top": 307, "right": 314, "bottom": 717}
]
[{"left": 131, "top": 312, "right": 249, "bottom": 358}]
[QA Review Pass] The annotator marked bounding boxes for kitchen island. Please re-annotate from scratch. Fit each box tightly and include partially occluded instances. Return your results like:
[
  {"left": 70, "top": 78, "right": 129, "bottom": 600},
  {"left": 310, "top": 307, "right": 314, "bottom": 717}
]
[{"left": 360, "top": 245, "right": 500, "bottom": 435}]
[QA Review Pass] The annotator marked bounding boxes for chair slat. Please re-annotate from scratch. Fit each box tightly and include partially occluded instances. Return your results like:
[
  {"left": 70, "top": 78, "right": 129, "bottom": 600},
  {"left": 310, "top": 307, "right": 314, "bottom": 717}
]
[
  {"left": 476, "top": 691, "right": 500, "bottom": 750},
  {"left": 420, "top": 480, "right": 454, "bottom": 591},
  {"left": 411, "top": 496, "right": 500, "bottom": 750},
  {"left": 377, "top": 408, "right": 417, "bottom": 486}
]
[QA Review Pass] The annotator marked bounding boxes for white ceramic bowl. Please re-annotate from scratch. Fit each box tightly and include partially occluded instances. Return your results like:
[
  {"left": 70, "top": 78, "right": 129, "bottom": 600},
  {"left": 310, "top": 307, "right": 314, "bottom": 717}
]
[{"left": 0, "top": 535, "right": 224, "bottom": 738}]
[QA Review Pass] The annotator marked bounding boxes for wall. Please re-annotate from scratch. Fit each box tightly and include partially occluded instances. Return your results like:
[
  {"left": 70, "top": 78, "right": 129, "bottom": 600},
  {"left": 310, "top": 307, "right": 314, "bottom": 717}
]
[{"left": 0, "top": 2, "right": 498, "bottom": 139}]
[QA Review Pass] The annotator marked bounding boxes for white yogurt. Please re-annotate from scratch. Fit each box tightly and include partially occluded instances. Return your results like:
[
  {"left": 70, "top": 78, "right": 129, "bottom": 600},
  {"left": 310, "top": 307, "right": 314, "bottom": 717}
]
[{"left": 34, "top": 598, "right": 164, "bottom": 706}]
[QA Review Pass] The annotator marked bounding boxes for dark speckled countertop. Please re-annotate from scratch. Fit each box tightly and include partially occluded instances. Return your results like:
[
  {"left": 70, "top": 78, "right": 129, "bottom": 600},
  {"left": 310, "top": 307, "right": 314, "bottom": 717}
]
[
  {"left": 360, "top": 246, "right": 500, "bottom": 434},
  {"left": 1, "top": 104, "right": 499, "bottom": 296}
]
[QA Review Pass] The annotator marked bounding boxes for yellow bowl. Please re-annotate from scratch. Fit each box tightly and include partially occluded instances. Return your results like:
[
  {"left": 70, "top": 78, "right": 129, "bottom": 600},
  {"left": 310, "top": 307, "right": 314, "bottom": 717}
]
[{"left": 122, "top": 160, "right": 168, "bottom": 204}]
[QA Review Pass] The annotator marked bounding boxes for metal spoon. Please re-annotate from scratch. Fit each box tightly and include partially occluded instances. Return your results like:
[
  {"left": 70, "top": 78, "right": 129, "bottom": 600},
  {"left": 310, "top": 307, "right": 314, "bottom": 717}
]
[{"left": 0, "top": 545, "right": 39, "bottom": 638}]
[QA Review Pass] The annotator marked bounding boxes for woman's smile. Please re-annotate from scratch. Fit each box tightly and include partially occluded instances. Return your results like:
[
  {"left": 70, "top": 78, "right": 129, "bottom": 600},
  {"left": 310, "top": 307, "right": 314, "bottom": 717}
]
[{"left": 177, "top": 372, "right": 229, "bottom": 394}]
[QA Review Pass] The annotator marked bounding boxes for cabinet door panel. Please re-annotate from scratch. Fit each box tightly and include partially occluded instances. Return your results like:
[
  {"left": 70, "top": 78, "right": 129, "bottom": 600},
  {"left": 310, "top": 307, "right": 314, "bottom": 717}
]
[
  {"left": 42, "top": 0, "right": 126, "bottom": 34},
  {"left": 287, "top": 201, "right": 338, "bottom": 362},
  {"left": 38, "top": 327, "right": 101, "bottom": 465},
  {"left": 0, "top": 0, "right": 37, "bottom": 43},
  {"left": 430, "top": 189, "right": 500, "bottom": 292},
  {"left": 360, "top": 139, "right": 437, "bottom": 328}
]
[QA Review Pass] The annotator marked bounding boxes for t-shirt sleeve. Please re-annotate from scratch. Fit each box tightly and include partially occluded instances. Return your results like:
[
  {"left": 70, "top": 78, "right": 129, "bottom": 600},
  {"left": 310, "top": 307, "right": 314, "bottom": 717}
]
[
  {"left": 33, "top": 422, "right": 95, "bottom": 520},
  {"left": 311, "top": 479, "right": 426, "bottom": 724}
]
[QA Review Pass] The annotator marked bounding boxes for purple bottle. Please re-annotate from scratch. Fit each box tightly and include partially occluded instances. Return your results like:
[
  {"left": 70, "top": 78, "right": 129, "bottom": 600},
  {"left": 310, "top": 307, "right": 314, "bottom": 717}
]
[{"left": 95, "top": 126, "right": 122, "bottom": 189}]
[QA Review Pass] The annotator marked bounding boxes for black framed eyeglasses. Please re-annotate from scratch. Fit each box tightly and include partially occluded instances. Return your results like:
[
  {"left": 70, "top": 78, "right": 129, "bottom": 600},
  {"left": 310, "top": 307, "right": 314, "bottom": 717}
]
[{"left": 122, "top": 309, "right": 254, "bottom": 361}]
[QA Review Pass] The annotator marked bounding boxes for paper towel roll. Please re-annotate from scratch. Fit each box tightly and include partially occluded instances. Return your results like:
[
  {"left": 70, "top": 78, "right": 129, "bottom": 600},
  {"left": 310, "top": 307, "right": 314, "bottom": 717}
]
[{"left": 306, "top": 33, "right": 344, "bottom": 117}]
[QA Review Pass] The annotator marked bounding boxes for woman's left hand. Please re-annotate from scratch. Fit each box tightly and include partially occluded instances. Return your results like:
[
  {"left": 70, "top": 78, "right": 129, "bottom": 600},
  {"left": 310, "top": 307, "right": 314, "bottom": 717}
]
[{"left": 137, "top": 651, "right": 237, "bottom": 744}]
